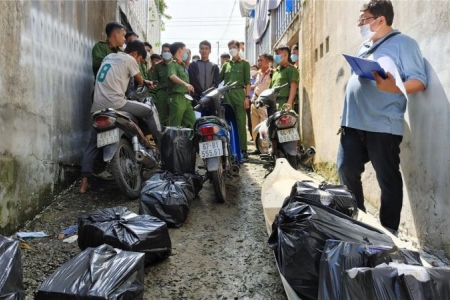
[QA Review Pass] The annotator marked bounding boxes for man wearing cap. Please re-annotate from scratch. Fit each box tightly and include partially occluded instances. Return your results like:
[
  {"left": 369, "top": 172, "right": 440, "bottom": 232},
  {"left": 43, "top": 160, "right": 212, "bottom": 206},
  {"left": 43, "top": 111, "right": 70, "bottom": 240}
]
[
  {"left": 269, "top": 44, "right": 299, "bottom": 111},
  {"left": 151, "top": 43, "right": 172, "bottom": 125}
]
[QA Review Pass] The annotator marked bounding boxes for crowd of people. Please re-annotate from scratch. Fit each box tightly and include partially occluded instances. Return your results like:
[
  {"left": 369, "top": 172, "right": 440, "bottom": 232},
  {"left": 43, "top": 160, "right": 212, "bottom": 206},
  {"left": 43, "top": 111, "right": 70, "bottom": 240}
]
[
  {"left": 79, "top": 0, "right": 428, "bottom": 237},
  {"left": 80, "top": 20, "right": 301, "bottom": 195}
]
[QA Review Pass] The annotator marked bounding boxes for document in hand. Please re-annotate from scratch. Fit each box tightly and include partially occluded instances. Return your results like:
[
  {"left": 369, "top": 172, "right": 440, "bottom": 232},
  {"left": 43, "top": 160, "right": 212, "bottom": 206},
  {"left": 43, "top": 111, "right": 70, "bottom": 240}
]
[{"left": 343, "top": 54, "right": 387, "bottom": 81}]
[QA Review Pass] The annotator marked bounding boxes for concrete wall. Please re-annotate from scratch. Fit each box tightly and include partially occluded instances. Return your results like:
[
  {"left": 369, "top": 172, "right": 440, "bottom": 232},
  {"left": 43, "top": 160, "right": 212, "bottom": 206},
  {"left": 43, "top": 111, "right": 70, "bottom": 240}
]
[
  {"left": 0, "top": 0, "right": 119, "bottom": 234},
  {"left": 299, "top": 0, "right": 450, "bottom": 255}
]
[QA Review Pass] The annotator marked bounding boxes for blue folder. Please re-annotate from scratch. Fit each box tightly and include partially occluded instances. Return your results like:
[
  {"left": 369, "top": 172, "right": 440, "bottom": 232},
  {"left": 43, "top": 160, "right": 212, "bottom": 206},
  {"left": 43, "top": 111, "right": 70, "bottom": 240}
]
[{"left": 343, "top": 54, "right": 387, "bottom": 81}]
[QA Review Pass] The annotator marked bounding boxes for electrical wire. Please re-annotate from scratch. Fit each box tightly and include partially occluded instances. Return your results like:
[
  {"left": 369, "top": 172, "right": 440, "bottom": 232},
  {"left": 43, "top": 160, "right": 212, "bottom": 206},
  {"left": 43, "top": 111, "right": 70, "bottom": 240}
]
[{"left": 219, "top": 0, "right": 237, "bottom": 41}]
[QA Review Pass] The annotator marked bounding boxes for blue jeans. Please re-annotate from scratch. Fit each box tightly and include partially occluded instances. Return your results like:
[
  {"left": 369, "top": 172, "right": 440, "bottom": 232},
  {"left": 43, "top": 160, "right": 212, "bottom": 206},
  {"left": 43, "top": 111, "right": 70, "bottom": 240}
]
[{"left": 337, "top": 127, "right": 403, "bottom": 231}]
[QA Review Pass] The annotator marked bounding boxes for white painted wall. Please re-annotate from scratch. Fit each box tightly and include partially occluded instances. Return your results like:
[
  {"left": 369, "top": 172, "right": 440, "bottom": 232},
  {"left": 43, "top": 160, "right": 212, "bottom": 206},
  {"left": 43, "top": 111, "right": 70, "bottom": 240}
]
[{"left": 299, "top": 0, "right": 450, "bottom": 255}]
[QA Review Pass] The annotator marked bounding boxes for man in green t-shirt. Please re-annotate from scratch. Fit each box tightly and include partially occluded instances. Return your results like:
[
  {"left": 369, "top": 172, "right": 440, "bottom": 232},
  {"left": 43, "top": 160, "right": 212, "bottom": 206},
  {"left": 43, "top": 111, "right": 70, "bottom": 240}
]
[
  {"left": 220, "top": 40, "right": 251, "bottom": 159},
  {"left": 269, "top": 44, "right": 299, "bottom": 110},
  {"left": 151, "top": 43, "right": 172, "bottom": 125},
  {"left": 92, "top": 22, "right": 126, "bottom": 77},
  {"left": 167, "top": 42, "right": 196, "bottom": 128}
]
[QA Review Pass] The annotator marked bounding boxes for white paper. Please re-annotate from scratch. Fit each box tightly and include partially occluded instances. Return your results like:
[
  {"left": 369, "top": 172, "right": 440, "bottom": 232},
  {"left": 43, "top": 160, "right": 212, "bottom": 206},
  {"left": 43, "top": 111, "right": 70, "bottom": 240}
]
[
  {"left": 122, "top": 212, "right": 139, "bottom": 221},
  {"left": 63, "top": 235, "right": 78, "bottom": 243},
  {"left": 377, "top": 56, "right": 408, "bottom": 100}
]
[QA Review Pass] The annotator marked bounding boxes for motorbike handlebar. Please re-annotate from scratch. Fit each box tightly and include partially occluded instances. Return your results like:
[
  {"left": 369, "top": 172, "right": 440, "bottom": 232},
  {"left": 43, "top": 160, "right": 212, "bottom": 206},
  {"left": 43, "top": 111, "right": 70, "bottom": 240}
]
[
  {"left": 255, "top": 100, "right": 264, "bottom": 108},
  {"left": 273, "top": 82, "right": 289, "bottom": 92},
  {"left": 194, "top": 103, "right": 203, "bottom": 112}
]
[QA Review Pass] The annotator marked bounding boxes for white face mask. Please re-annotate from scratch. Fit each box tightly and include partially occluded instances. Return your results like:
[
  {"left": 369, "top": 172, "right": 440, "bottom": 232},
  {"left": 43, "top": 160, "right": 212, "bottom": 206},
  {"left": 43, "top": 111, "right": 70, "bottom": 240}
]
[
  {"left": 229, "top": 48, "right": 239, "bottom": 58},
  {"left": 250, "top": 70, "right": 258, "bottom": 77},
  {"left": 359, "top": 19, "right": 379, "bottom": 40},
  {"left": 239, "top": 50, "right": 245, "bottom": 59}
]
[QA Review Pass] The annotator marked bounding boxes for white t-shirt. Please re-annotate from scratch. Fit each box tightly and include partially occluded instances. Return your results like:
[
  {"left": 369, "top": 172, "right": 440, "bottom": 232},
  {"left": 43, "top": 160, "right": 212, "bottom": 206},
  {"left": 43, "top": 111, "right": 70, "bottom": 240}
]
[{"left": 91, "top": 52, "right": 140, "bottom": 112}]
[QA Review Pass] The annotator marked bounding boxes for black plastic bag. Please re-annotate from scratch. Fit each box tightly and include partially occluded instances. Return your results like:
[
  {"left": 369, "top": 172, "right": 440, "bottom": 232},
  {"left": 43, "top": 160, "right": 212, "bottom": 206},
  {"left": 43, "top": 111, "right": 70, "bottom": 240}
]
[
  {"left": 367, "top": 247, "right": 422, "bottom": 267},
  {"left": 318, "top": 240, "right": 422, "bottom": 300},
  {"left": 0, "top": 235, "right": 25, "bottom": 300},
  {"left": 268, "top": 199, "right": 394, "bottom": 300},
  {"left": 36, "top": 244, "right": 144, "bottom": 300},
  {"left": 392, "top": 266, "right": 450, "bottom": 300},
  {"left": 183, "top": 172, "right": 203, "bottom": 196},
  {"left": 287, "top": 181, "right": 358, "bottom": 218},
  {"left": 139, "top": 172, "right": 195, "bottom": 227},
  {"left": 399, "top": 274, "right": 434, "bottom": 300},
  {"left": 319, "top": 240, "right": 373, "bottom": 300},
  {"left": 426, "top": 268, "right": 450, "bottom": 299},
  {"left": 160, "top": 127, "right": 196, "bottom": 174},
  {"left": 341, "top": 267, "right": 403, "bottom": 300},
  {"left": 78, "top": 206, "right": 171, "bottom": 266}
]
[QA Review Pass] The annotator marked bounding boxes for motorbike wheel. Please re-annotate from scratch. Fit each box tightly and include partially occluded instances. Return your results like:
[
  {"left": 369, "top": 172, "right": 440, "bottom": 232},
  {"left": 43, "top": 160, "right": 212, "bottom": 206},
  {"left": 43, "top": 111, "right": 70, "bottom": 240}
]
[
  {"left": 285, "top": 153, "right": 298, "bottom": 170},
  {"left": 110, "top": 138, "right": 142, "bottom": 199},
  {"left": 210, "top": 163, "right": 226, "bottom": 203},
  {"left": 255, "top": 133, "right": 269, "bottom": 155}
]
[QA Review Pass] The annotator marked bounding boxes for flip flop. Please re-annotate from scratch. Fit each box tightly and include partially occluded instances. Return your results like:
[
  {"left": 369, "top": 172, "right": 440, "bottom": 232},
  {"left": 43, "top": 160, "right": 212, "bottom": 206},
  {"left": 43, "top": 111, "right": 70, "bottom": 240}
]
[{"left": 93, "top": 170, "right": 114, "bottom": 181}]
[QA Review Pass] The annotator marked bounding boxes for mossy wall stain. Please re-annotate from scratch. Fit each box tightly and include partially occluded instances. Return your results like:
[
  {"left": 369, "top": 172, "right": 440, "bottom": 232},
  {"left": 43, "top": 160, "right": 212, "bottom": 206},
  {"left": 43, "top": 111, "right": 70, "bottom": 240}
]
[{"left": 313, "top": 161, "right": 339, "bottom": 184}]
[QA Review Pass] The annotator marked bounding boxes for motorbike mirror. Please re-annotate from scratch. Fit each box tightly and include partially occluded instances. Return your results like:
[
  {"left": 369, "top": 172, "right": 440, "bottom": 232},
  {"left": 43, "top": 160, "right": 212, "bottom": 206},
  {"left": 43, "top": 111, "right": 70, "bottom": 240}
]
[{"left": 184, "top": 94, "right": 194, "bottom": 101}]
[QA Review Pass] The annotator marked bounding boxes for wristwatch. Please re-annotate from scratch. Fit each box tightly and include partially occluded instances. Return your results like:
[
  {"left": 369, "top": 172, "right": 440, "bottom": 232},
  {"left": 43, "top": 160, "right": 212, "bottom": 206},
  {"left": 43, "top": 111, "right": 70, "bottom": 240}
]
[{"left": 245, "top": 95, "right": 251, "bottom": 99}]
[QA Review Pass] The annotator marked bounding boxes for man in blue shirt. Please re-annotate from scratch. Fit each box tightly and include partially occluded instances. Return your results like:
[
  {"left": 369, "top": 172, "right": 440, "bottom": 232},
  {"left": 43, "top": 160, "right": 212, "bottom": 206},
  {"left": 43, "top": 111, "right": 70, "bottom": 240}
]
[{"left": 337, "top": 0, "right": 427, "bottom": 234}]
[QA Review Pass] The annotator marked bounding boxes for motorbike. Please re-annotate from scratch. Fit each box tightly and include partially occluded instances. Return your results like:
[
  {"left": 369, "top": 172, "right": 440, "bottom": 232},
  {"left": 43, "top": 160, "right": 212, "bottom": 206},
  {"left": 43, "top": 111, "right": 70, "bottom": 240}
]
[
  {"left": 192, "top": 82, "right": 242, "bottom": 203},
  {"left": 91, "top": 85, "right": 162, "bottom": 199},
  {"left": 254, "top": 83, "right": 304, "bottom": 170}
]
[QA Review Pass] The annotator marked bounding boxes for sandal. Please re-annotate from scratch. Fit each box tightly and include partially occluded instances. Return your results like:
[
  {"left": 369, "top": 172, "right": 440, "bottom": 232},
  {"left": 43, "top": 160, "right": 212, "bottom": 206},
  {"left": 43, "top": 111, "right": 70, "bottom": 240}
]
[{"left": 93, "top": 170, "right": 114, "bottom": 181}]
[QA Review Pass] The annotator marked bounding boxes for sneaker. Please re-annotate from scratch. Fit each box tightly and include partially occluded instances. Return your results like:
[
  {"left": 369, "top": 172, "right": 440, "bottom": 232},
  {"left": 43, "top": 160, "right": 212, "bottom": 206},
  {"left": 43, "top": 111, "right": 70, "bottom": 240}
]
[{"left": 241, "top": 151, "right": 249, "bottom": 159}]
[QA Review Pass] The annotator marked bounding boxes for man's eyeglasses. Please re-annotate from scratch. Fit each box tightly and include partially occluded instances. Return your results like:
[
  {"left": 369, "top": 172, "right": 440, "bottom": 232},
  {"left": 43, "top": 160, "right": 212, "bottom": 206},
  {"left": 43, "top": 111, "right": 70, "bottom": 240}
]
[{"left": 358, "top": 16, "right": 377, "bottom": 25}]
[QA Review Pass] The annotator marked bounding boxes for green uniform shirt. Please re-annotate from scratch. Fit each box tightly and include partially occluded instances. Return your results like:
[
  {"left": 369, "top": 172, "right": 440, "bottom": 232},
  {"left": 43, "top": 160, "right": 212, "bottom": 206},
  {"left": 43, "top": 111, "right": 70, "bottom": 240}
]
[
  {"left": 92, "top": 40, "right": 122, "bottom": 76},
  {"left": 147, "top": 66, "right": 157, "bottom": 96},
  {"left": 152, "top": 62, "right": 170, "bottom": 91},
  {"left": 220, "top": 59, "right": 250, "bottom": 87},
  {"left": 269, "top": 64, "right": 299, "bottom": 98},
  {"left": 168, "top": 59, "right": 189, "bottom": 95},
  {"left": 139, "top": 62, "right": 149, "bottom": 80}
]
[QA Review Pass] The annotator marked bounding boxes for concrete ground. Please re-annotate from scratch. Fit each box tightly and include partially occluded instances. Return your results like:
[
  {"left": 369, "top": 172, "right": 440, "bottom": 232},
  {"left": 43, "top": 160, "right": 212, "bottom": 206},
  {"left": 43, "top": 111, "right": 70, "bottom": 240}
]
[{"left": 15, "top": 142, "right": 448, "bottom": 299}]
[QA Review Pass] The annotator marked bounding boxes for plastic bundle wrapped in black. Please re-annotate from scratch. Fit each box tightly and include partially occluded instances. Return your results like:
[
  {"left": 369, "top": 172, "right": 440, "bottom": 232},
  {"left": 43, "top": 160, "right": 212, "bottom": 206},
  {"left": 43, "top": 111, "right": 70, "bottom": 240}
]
[
  {"left": 139, "top": 172, "right": 195, "bottom": 227},
  {"left": 318, "top": 240, "right": 422, "bottom": 300},
  {"left": 183, "top": 172, "right": 203, "bottom": 196},
  {"left": 341, "top": 267, "right": 403, "bottom": 300},
  {"left": 160, "top": 127, "right": 196, "bottom": 174},
  {"left": 0, "top": 235, "right": 25, "bottom": 300},
  {"left": 287, "top": 181, "right": 358, "bottom": 218},
  {"left": 268, "top": 199, "right": 394, "bottom": 300},
  {"left": 36, "top": 244, "right": 144, "bottom": 300},
  {"left": 367, "top": 247, "right": 422, "bottom": 267},
  {"left": 342, "top": 264, "right": 450, "bottom": 300},
  {"left": 78, "top": 206, "right": 171, "bottom": 266}
]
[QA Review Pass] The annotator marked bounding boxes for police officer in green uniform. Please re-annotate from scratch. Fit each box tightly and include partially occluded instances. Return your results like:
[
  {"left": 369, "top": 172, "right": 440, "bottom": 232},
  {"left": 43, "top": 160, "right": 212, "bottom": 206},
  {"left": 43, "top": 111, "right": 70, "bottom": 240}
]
[
  {"left": 147, "top": 54, "right": 162, "bottom": 99},
  {"left": 220, "top": 40, "right": 251, "bottom": 159},
  {"left": 269, "top": 44, "right": 299, "bottom": 110},
  {"left": 167, "top": 42, "right": 196, "bottom": 128},
  {"left": 92, "top": 22, "right": 126, "bottom": 77},
  {"left": 151, "top": 43, "right": 172, "bottom": 125}
]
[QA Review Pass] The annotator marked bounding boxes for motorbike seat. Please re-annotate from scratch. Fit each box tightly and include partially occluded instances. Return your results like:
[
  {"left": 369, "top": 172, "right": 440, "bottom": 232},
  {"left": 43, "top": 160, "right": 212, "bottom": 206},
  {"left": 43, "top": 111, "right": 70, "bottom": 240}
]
[
  {"left": 116, "top": 110, "right": 139, "bottom": 123},
  {"left": 195, "top": 115, "right": 229, "bottom": 130}
]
